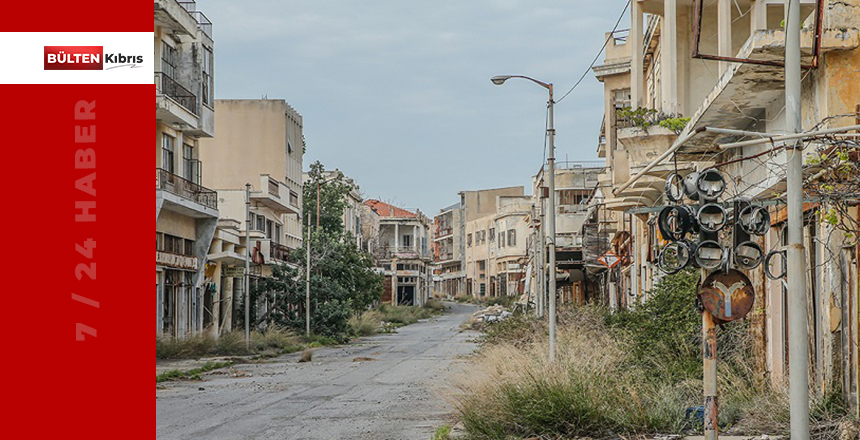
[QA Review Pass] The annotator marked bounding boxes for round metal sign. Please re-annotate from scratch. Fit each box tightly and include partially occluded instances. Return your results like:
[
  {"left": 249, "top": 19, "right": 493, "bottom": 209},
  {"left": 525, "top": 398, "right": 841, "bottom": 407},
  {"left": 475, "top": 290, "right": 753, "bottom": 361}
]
[{"left": 699, "top": 269, "right": 755, "bottom": 323}]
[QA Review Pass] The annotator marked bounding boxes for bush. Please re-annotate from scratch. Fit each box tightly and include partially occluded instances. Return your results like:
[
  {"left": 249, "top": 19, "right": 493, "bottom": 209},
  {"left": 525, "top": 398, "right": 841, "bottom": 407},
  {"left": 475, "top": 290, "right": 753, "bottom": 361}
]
[
  {"left": 424, "top": 299, "right": 447, "bottom": 312},
  {"left": 454, "top": 271, "right": 852, "bottom": 439},
  {"left": 349, "top": 310, "right": 384, "bottom": 337}
]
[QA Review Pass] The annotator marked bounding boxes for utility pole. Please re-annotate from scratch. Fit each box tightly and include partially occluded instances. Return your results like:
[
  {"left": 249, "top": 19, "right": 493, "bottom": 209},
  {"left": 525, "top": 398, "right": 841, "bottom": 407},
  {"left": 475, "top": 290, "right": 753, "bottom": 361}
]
[
  {"left": 244, "top": 184, "right": 251, "bottom": 351},
  {"left": 785, "top": 0, "right": 810, "bottom": 438},
  {"left": 546, "top": 86, "right": 558, "bottom": 363},
  {"left": 306, "top": 211, "right": 312, "bottom": 338},
  {"left": 539, "top": 198, "right": 546, "bottom": 319},
  {"left": 490, "top": 74, "right": 557, "bottom": 361}
]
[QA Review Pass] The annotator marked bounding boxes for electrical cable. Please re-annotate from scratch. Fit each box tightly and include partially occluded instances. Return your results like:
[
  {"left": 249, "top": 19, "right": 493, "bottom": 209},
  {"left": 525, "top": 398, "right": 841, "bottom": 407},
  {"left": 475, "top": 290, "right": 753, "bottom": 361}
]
[{"left": 556, "top": 0, "right": 631, "bottom": 104}]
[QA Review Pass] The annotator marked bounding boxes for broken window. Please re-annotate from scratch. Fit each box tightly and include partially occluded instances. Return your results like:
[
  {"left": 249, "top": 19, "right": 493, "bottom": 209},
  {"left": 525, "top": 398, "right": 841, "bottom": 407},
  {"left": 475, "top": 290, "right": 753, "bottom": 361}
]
[{"left": 467, "top": 234, "right": 473, "bottom": 247}]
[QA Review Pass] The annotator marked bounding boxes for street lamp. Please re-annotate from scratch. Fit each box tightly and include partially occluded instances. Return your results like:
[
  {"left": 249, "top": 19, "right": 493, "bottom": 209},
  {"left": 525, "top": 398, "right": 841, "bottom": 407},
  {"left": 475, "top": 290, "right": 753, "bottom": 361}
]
[{"left": 492, "top": 74, "right": 558, "bottom": 363}]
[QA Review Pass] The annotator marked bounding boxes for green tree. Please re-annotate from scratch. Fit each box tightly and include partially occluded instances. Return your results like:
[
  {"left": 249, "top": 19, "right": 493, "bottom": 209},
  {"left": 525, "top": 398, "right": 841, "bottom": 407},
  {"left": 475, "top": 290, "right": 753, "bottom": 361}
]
[{"left": 249, "top": 161, "right": 383, "bottom": 341}]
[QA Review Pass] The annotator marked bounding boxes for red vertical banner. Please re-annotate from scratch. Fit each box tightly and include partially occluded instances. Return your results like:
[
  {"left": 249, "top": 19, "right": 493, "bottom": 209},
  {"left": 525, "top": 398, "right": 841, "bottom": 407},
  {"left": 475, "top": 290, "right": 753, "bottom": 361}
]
[{"left": 0, "top": 2, "right": 152, "bottom": 438}]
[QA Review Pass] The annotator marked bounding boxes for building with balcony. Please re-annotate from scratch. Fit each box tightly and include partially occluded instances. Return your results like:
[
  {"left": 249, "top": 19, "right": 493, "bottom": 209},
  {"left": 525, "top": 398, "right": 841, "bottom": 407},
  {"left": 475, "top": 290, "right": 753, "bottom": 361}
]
[
  {"left": 198, "top": 99, "right": 305, "bottom": 331},
  {"left": 460, "top": 186, "right": 526, "bottom": 298},
  {"left": 155, "top": 0, "right": 218, "bottom": 339},
  {"left": 532, "top": 163, "right": 603, "bottom": 306},
  {"left": 432, "top": 203, "right": 466, "bottom": 299},
  {"left": 365, "top": 200, "right": 433, "bottom": 306},
  {"left": 591, "top": 0, "right": 860, "bottom": 411}
]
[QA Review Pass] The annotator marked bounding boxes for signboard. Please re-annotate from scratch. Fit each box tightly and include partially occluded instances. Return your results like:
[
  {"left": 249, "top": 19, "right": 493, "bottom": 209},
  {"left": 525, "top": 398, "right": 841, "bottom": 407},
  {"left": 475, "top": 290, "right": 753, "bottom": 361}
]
[
  {"left": 699, "top": 269, "right": 755, "bottom": 323},
  {"left": 156, "top": 251, "right": 198, "bottom": 270},
  {"left": 222, "top": 267, "right": 246, "bottom": 278},
  {"left": 598, "top": 251, "right": 621, "bottom": 269}
]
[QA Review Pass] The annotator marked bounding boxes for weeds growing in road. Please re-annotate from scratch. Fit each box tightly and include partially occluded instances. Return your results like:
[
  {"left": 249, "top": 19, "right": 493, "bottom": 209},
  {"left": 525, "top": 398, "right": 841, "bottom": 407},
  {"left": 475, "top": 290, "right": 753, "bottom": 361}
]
[
  {"left": 432, "top": 425, "right": 452, "bottom": 440},
  {"left": 348, "top": 302, "right": 446, "bottom": 337},
  {"left": 299, "top": 349, "right": 314, "bottom": 363},
  {"left": 454, "top": 271, "right": 852, "bottom": 440},
  {"left": 157, "top": 328, "right": 323, "bottom": 360},
  {"left": 156, "top": 361, "right": 232, "bottom": 384}
]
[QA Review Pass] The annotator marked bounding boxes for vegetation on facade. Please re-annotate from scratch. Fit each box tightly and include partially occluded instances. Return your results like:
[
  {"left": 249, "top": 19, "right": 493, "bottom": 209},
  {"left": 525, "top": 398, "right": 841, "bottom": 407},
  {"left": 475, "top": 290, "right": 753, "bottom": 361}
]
[
  {"left": 616, "top": 106, "right": 690, "bottom": 134},
  {"left": 454, "top": 271, "right": 852, "bottom": 440}
]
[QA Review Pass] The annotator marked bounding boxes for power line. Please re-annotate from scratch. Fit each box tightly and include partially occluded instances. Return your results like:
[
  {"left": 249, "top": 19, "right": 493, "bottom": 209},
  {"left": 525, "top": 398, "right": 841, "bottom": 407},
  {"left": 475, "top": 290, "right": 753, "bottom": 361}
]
[{"left": 556, "top": 0, "right": 631, "bottom": 104}]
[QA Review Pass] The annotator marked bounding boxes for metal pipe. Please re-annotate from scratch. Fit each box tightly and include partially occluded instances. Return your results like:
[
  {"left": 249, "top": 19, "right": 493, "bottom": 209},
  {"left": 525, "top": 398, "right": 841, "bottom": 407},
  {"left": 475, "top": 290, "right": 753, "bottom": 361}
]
[
  {"left": 612, "top": 127, "right": 706, "bottom": 196},
  {"left": 306, "top": 211, "right": 312, "bottom": 338},
  {"left": 539, "top": 199, "right": 546, "bottom": 319},
  {"left": 245, "top": 183, "right": 251, "bottom": 351},
  {"left": 547, "top": 86, "right": 558, "bottom": 363},
  {"left": 703, "top": 310, "right": 718, "bottom": 440},
  {"left": 718, "top": 124, "right": 860, "bottom": 149},
  {"left": 785, "top": 0, "right": 811, "bottom": 438}
]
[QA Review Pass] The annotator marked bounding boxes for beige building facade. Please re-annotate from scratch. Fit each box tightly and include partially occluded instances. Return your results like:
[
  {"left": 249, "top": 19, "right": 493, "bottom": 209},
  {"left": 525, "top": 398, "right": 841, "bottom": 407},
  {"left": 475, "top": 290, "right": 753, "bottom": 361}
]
[
  {"left": 199, "top": 99, "right": 304, "bottom": 334},
  {"left": 589, "top": 0, "right": 860, "bottom": 412},
  {"left": 155, "top": 0, "right": 219, "bottom": 338}
]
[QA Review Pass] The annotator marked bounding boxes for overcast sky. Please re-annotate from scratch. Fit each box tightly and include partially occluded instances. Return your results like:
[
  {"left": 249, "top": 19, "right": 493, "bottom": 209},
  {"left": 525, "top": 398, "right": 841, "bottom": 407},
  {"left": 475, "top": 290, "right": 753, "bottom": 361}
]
[{"left": 204, "top": 0, "right": 629, "bottom": 214}]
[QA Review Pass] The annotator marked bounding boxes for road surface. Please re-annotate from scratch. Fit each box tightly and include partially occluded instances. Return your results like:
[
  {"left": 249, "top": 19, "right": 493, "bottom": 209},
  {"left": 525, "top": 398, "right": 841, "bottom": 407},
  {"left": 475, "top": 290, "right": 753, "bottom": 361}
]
[{"left": 156, "top": 302, "right": 478, "bottom": 440}]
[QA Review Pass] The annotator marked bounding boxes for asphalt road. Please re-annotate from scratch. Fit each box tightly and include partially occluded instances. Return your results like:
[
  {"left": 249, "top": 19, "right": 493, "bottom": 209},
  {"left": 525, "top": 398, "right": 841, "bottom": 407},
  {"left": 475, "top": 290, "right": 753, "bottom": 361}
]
[{"left": 156, "top": 302, "right": 479, "bottom": 440}]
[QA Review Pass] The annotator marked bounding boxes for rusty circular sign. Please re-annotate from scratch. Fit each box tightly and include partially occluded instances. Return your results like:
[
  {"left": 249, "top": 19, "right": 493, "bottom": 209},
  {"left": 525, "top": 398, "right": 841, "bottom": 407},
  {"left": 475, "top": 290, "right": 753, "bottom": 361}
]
[{"left": 699, "top": 269, "right": 755, "bottom": 323}]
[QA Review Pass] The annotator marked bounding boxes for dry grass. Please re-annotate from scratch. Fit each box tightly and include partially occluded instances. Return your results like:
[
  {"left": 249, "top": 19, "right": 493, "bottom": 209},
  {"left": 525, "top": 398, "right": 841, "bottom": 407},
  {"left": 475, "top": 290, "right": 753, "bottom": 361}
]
[
  {"left": 299, "top": 349, "right": 314, "bottom": 363},
  {"left": 156, "top": 328, "right": 303, "bottom": 360},
  {"left": 451, "top": 306, "right": 836, "bottom": 440}
]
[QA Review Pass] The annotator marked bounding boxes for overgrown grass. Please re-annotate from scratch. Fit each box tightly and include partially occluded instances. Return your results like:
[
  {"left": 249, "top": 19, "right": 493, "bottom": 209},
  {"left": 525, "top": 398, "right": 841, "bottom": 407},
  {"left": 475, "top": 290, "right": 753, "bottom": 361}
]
[
  {"left": 349, "top": 303, "right": 445, "bottom": 337},
  {"left": 455, "top": 271, "right": 852, "bottom": 440},
  {"left": 432, "top": 425, "right": 452, "bottom": 440},
  {"left": 156, "top": 328, "right": 327, "bottom": 360},
  {"left": 156, "top": 361, "right": 232, "bottom": 383}
]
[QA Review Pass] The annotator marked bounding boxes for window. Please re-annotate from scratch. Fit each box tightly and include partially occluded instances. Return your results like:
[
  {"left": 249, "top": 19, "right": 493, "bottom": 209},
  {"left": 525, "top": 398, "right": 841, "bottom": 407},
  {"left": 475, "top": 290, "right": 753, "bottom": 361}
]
[
  {"left": 274, "top": 224, "right": 282, "bottom": 244},
  {"left": 290, "top": 191, "right": 299, "bottom": 207},
  {"left": 467, "top": 234, "right": 473, "bottom": 247},
  {"left": 266, "top": 220, "right": 274, "bottom": 239},
  {"left": 256, "top": 215, "right": 266, "bottom": 232},
  {"left": 489, "top": 228, "right": 496, "bottom": 242},
  {"left": 500, "top": 231, "right": 506, "bottom": 248},
  {"left": 559, "top": 190, "right": 588, "bottom": 206},
  {"left": 202, "top": 46, "right": 213, "bottom": 106},
  {"left": 508, "top": 230, "right": 517, "bottom": 247},
  {"left": 402, "top": 235, "right": 413, "bottom": 248},
  {"left": 156, "top": 232, "right": 194, "bottom": 256},
  {"left": 182, "top": 144, "right": 198, "bottom": 183},
  {"left": 161, "top": 41, "right": 176, "bottom": 79},
  {"left": 161, "top": 134, "right": 175, "bottom": 173},
  {"left": 479, "top": 283, "right": 487, "bottom": 296}
]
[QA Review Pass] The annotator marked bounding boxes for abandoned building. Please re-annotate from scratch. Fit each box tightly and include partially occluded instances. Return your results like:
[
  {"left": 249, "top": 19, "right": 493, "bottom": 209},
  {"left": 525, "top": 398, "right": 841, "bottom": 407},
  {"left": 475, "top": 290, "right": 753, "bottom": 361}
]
[
  {"left": 365, "top": 200, "right": 433, "bottom": 306},
  {"left": 155, "top": 0, "right": 218, "bottom": 338}
]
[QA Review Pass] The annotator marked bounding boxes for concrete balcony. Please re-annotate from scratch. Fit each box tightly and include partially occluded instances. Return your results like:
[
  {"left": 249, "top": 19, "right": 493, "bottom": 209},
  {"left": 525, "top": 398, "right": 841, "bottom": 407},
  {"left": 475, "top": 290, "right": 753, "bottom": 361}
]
[
  {"left": 155, "top": 0, "right": 199, "bottom": 37},
  {"left": 156, "top": 168, "right": 218, "bottom": 219},
  {"left": 155, "top": 72, "right": 198, "bottom": 129},
  {"left": 251, "top": 175, "right": 300, "bottom": 215},
  {"left": 677, "top": 26, "right": 860, "bottom": 158},
  {"left": 616, "top": 125, "right": 679, "bottom": 168},
  {"left": 250, "top": 239, "right": 295, "bottom": 266}
]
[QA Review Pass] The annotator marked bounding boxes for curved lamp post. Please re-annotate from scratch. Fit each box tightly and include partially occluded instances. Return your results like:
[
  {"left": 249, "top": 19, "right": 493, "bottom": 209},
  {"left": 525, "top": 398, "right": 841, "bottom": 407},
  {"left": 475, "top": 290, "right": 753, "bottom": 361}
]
[{"left": 491, "top": 75, "right": 557, "bottom": 363}]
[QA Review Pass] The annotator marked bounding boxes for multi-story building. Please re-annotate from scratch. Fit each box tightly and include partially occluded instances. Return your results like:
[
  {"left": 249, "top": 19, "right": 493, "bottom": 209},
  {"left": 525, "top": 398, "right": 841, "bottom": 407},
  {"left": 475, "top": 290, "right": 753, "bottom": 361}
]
[
  {"left": 432, "top": 203, "right": 466, "bottom": 299},
  {"left": 365, "top": 200, "right": 433, "bottom": 306},
  {"left": 155, "top": 0, "right": 218, "bottom": 338},
  {"left": 461, "top": 186, "right": 526, "bottom": 298},
  {"left": 532, "top": 164, "right": 602, "bottom": 305},
  {"left": 492, "top": 196, "right": 532, "bottom": 298},
  {"left": 591, "top": 0, "right": 860, "bottom": 412},
  {"left": 199, "top": 99, "right": 304, "bottom": 332}
]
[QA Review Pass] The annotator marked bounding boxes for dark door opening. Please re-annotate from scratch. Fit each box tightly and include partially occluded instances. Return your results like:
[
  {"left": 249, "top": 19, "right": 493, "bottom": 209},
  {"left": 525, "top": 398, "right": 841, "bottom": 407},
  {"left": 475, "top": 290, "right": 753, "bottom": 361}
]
[{"left": 397, "top": 286, "right": 416, "bottom": 306}]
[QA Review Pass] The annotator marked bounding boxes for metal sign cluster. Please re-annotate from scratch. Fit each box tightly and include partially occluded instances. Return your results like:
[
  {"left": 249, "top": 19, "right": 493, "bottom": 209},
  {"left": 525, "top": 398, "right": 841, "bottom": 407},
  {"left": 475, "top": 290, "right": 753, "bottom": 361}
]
[{"left": 657, "top": 170, "right": 778, "bottom": 275}]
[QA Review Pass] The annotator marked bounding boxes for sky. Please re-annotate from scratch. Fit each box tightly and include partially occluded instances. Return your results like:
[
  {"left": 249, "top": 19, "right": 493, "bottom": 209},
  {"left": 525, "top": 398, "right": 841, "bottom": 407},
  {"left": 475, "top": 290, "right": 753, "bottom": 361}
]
[{"left": 204, "top": 0, "right": 630, "bottom": 215}]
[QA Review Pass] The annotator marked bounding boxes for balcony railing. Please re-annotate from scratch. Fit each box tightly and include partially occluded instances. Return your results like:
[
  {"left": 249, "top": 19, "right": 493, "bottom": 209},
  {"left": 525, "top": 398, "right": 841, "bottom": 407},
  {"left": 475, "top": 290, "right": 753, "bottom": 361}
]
[
  {"left": 177, "top": 1, "right": 213, "bottom": 39},
  {"left": 270, "top": 242, "right": 293, "bottom": 263},
  {"left": 268, "top": 178, "right": 280, "bottom": 197},
  {"left": 155, "top": 72, "right": 197, "bottom": 115},
  {"left": 435, "top": 227, "right": 453, "bottom": 239},
  {"left": 156, "top": 168, "right": 217, "bottom": 210}
]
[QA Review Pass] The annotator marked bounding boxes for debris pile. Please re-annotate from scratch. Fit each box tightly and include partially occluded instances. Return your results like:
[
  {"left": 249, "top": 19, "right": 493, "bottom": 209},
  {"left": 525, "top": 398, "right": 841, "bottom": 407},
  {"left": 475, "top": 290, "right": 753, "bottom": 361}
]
[{"left": 463, "top": 305, "right": 513, "bottom": 331}]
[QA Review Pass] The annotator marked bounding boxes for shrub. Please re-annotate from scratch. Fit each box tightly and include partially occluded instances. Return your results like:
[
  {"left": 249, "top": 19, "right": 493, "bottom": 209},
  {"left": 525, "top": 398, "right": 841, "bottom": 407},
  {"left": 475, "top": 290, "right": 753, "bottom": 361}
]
[
  {"left": 156, "top": 328, "right": 302, "bottom": 360},
  {"left": 349, "top": 310, "right": 384, "bottom": 337}
]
